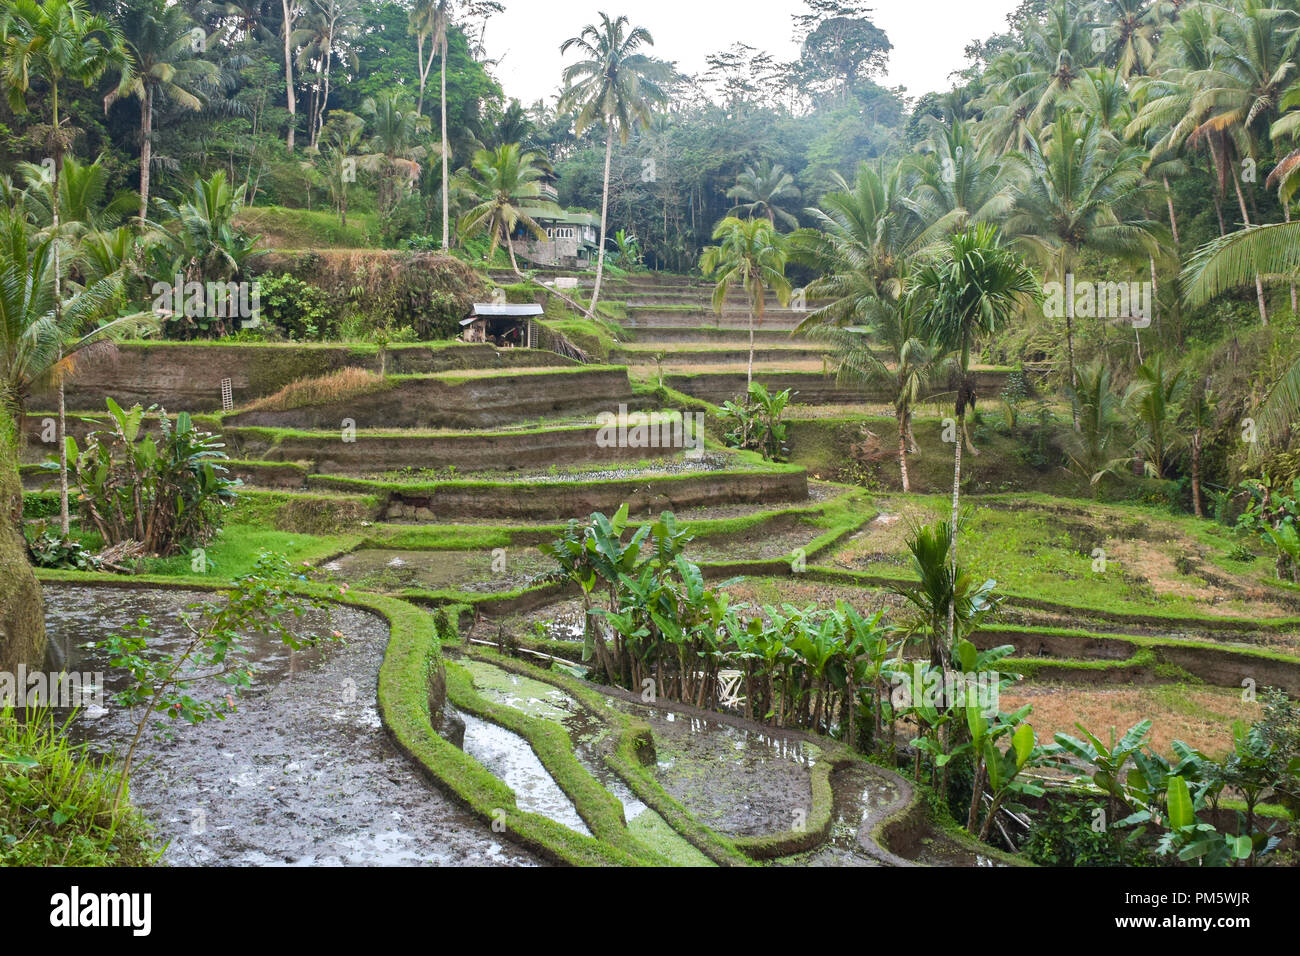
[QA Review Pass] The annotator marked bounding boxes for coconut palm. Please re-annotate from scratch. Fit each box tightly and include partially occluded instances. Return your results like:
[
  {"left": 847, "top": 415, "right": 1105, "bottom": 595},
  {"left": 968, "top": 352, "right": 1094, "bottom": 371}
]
[
  {"left": 559, "top": 12, "right": 669, "bottom": 310},
  {"left": 293, "top": 0, "right": 360, "bottom": 149},
  {"left": 0, "top": 209, "right": 134, "bottom": 421},
  {"left": 1180, "top": 220, "right": 1300, "bottom": 449},
  {"left": 359, "top": 93, "right": 430, "bottom": 219},
  {"left": 1089, "top": 0, "right": 1158, "bottom": 79},
  {"left": 912, "top": 224, "right": 1037, "bottom": 651},
  {"left": 1005, "top": 111, "right": 1161, "bottom": 423},
  {"left": 726, "top": 162, "right": 802, "bottom": 231},
  {"left": 104, "top": 0, "right": 218, "bottom": 223},
  {"left": 700, "top": 216, "right": 791, "bottom": 388},
  {"left": 409, "top": 0, "right": 451, "bottom": 248},
  {"left": 806, "top": 304, "right": 948, "bottom": 493},
  {"left": 906, "top": 117, "right": 1017, "bottom": 235},
  {"left": 1125, "top": 351, "right": 1185, "bottom": 479},
  {"left": 456, "top": 143, "right": 551, "bottom": 274},
  {"left": 0, "top": 0, "right": 131, "bottom": 536},
  {"left": 1063, "top": 358, "right": 1132, "bottom": 492}
]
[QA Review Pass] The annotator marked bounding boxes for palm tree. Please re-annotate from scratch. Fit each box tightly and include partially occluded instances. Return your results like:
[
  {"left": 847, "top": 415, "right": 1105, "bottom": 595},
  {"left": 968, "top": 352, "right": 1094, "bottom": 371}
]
[
  {"left": 806, "top": 306, "right": 947, "bottom": 493},
  {"left": 1005, "top": 111, "right": 1161, "bottom": 424},
  {"left": 726, "top": 162, "right": 801, "bottom": 230},
  {"left": 789, "top": 160, "right": 940, "bottom": 490},
  {"left": 906, "top": 117, "right": 1016, "bottom": 234},
  {"left": 559, "top": 12, "right": 668, "bottom": 310},
  {"left": 456, "top": 143, "right": 551, "bottom": 274},
  {"left": 0, "top": 209, "right": 133, "bottom": 421},
  {"left": 700, "top": 216, "right": 791, "bottom": 388},
  {"left": 1180, "top": 220, "right": 1300, "bottom": 449},
  {"left": 0, "top": 0, "right": 131, "bottom": 537},
  {"left": 1125, "top": 352, "right": 1185, "bottom": 479},
  {"left": 1063, "top": 358, "right": 1131, "bottom": 492},
  {"left": 359, "top": 93, "right": 429, "bottom": 219},
  {"left": 314, "top": 109, "right": 364, "bottom": 226},
  {"left": 1090, "top": 0, "right": 1157, "bottom": 79},
  {"left": 293, "top": 0, "right": 359, "bottom": 149},
  {"left": 145, "top": 171, "right": 258, "bottom": 289},
  {"left": 409, "top": 0, "right": 454, "bottom": 251},
  {"left": 912, "top": 224, "right": 1037, "bottom": 653},
  {"left": 105, "top": 0, "right": 218, "bottom": 223}
]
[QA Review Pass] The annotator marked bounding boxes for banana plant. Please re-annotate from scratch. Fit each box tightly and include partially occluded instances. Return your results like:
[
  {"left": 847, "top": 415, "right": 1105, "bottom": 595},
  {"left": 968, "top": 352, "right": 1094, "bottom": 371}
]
[{"left": 1053, "top": 719, "right": 1154, "bottom": 823}]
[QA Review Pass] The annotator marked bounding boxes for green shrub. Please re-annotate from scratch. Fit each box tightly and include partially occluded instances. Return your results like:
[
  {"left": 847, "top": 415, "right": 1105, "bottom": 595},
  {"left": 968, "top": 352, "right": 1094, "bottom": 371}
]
[
  {"left": 1023, "top": 797, "right": 1154, "bottom": 866},
  {"left": 257, "top": 273, "right": 334, "bottom": 340}
]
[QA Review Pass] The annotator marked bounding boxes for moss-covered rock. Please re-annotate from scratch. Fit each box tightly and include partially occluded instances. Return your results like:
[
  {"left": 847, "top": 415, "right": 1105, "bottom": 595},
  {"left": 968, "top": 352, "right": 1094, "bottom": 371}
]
[{"left": 0, "top": 409, "right": 44, "bottom": 675}]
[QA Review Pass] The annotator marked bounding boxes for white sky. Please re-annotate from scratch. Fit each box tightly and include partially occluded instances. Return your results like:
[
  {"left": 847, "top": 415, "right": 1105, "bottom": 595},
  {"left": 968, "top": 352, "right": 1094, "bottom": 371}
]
[{"left": 481, "top": 0, "right": 1024, "bottom": 106}]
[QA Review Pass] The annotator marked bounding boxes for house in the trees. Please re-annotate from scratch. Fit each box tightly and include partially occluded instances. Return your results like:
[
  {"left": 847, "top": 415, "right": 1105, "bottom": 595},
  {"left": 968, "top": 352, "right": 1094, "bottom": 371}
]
[{"left": 511, "top": 172, "right": 601, "bottom": 268}]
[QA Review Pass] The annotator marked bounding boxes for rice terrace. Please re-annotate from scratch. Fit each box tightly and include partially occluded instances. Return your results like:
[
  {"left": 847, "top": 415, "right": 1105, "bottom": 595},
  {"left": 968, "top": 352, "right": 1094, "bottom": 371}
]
[{"left": 0, "top": 0, "right": 1298, "bottom": 901}]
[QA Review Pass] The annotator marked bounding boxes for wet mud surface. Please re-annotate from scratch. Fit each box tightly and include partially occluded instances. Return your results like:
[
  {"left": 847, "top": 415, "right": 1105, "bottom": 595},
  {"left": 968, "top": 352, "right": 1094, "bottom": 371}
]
[{"left": 44, "top": 585, "right": 538, "bottom": 867}]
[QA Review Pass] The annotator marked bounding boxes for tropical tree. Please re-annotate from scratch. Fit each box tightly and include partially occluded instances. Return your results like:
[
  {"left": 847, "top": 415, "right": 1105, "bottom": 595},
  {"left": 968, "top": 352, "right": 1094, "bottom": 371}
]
[
  {"left": 359, "top": 92, "right": 430, "bottom": 219},
  {"left": 912, "top": 224, "right": 1037, "bottom": 651},
  {"left": 409, "top": 0, "right": 451, "bottom": 248},
  {"left": 700, "top": 216, "right": 791, "bottom": 387},
  {"left": 726, "top": 162, "right": 802, "bottom": 230},
  {"left": 293, "top": 0, "right": 360, "bottom": 149},
  {"left": 313, "top": 109, "right": 364, "bottom": 226},
  {"left": 558, "top": 12, "right": 669, "bottom": 309},
  {"left": 105, "top": 0, "right": 218, "bottom": 223},
  {"left": 1006, "top": 111, "right": 1161, "bottom": 423},
  {"left": 0, "top": 0, "right": 131, "bottom": 536},
  {"left": 1062, "top": 358, "right": 1131, "bottom": 491},
  {"left": 0, "top": 209, "right": 136, "bottom": 422},
  {"left": 456, "top": 143, "right": 551, "bottom": 273},
  {"left": 1181, "top": 221, "right": 1300, "bottom": 449},
  {"left": 1126, "top": 351, "right": 1185, "bottom": 479}
]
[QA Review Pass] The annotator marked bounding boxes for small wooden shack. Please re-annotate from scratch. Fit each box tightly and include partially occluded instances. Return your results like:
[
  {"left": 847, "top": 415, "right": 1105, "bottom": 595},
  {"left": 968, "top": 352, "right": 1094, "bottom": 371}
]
[{"left": 460, "top": 303, "right": 543, "bottom": 347}]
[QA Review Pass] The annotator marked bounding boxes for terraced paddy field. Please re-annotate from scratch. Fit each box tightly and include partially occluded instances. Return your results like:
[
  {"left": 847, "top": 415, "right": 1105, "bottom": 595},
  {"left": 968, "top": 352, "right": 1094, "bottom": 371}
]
[{"left": 19, "top": 285, "right": 1298, "bottom": 870}]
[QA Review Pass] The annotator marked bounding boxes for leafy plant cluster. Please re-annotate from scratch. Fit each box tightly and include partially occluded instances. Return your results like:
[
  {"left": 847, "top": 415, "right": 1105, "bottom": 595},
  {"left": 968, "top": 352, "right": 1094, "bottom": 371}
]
[
  {"left": 718, "top": 381, "right": 793, "bottom": 461},
  {"left": 53, "top": 398, "right": 240, "bottom": 558}
]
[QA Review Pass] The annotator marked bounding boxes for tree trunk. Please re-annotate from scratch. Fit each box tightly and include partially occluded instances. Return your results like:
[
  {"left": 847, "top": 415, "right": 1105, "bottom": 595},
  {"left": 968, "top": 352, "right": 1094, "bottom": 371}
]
[
  {"left": 1162, "top": 174, "right": 1180, "bottom": 246},
  {"left": 897, "top": 407, "right": 911, "bottom": 493},
  {"left": 282, "top": 0, "right": 297, "bottom": 149},
  {"left": 591, "top": 125, "right": 614, "bottom": 310},
  {"left": 1192, "top": 427, "right": 1204, "bottom": 519},
  {"left": 1059, "top": 247, "right": 1080, "bottom": 431},
  {"left": 946, "top": 408, "right": 963, "bottom": 665},
  {"left": 1230, "top": 162, "right": 1268, "bottom": 326},
  {"left": 440, "top": 32, "right": 450, "bottom": 251},
  {"left": 747, "top": 303, "right": 755, "bottom": 387},
  {"left": 138, "top": 88, "right": 153, "bottom": 223}
]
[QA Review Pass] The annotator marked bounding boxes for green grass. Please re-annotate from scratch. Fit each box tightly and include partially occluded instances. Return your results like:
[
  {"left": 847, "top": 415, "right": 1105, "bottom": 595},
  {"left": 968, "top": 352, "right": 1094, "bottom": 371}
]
[
  {"left": 237, "top": 205, "right": 380, "bottom": 249},
  {"left": 1, "top": 708, "right": 157, "bottom": 866}
]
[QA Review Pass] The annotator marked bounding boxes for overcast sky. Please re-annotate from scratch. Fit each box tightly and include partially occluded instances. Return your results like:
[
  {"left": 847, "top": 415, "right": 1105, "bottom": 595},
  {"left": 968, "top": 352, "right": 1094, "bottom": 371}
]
[{"left": 480, "top": 0, "right": 1023, "bottom": 106}]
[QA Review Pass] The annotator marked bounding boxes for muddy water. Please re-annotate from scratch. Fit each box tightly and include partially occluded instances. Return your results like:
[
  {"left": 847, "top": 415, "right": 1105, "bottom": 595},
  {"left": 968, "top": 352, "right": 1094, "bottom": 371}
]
[
  {"left": 445, "top": 703, "right": 591, "bottom": 836},
  {"left": 772, "top": 764, "right": 889, "bottom": 867},
  {"left": 319, "top": 548, "right": 553, "bottom": 595},
  {"left": 459, "top": 660, "right": 711, "bottom": 865},
  {"left": 606, "top": 698, "right": 817, "bottom": 838},
  {"left": 43, "top": 585, "right": 538, "bottom": 866}
]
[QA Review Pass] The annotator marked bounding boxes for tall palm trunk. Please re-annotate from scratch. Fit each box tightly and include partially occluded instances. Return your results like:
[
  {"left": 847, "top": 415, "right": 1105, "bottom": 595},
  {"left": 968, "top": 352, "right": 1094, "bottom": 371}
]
[
  {"left": 440, "top": 31, "right": 449, "bottom": 251},
  {"left": 1060, "top": 247, "right": 1080, "bottom": 430},
  {"left": 1192, "top": 426, "right": 1204, "bottom": 519},
  {"left": 591, "top": 125, "right": 614, "bottom": 310},
  {"left": 1162, "top": 174, "right": 1179, "bottom": 246},
  {"left": 946, "top": 407, "right": 963, "bottom": 665},
  {"left": 282, "top": 0, "right": 297, "bottom": 149},
  {"left": 1229, "top": 158, "right": 1267, "bottom": 325},
  {"left": 49, "top": 82, "right": 71, "bottom": 538},
  {"left": 896, "top": 407, "right": 911, "bottom": 493},
  {"left": 138, "top": 86, "right": 152, "bottom": 223}
]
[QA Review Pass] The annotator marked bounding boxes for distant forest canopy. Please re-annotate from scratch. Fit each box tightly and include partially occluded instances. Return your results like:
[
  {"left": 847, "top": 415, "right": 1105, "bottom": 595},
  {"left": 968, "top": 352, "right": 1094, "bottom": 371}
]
[{"left": 0, "top": 0, "right": 921, "bottom": 265}]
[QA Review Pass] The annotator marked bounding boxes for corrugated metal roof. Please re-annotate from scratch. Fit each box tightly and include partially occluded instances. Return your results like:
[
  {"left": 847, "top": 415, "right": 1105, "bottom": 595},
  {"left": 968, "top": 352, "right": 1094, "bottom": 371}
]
[{"left": 468, "top": 303, "right": 544, "bottom": 318}]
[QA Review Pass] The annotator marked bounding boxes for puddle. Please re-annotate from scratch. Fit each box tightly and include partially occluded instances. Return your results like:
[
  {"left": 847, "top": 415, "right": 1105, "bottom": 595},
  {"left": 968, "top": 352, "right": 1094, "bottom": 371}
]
[
  {"left": 462, "top": 659, "right": 711, "bottom": 865},
  {"left": 606, "top": 698, "right": 817, "bottom": 838},
  {"left": 446, "top": 704, "right": 591, "bottom": 836},
  {"left": 41, "top": 585, "right": 539, "bottom": 867},
  {"left": 772, "top": 764, "right": 888, "bottom": 867}
]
